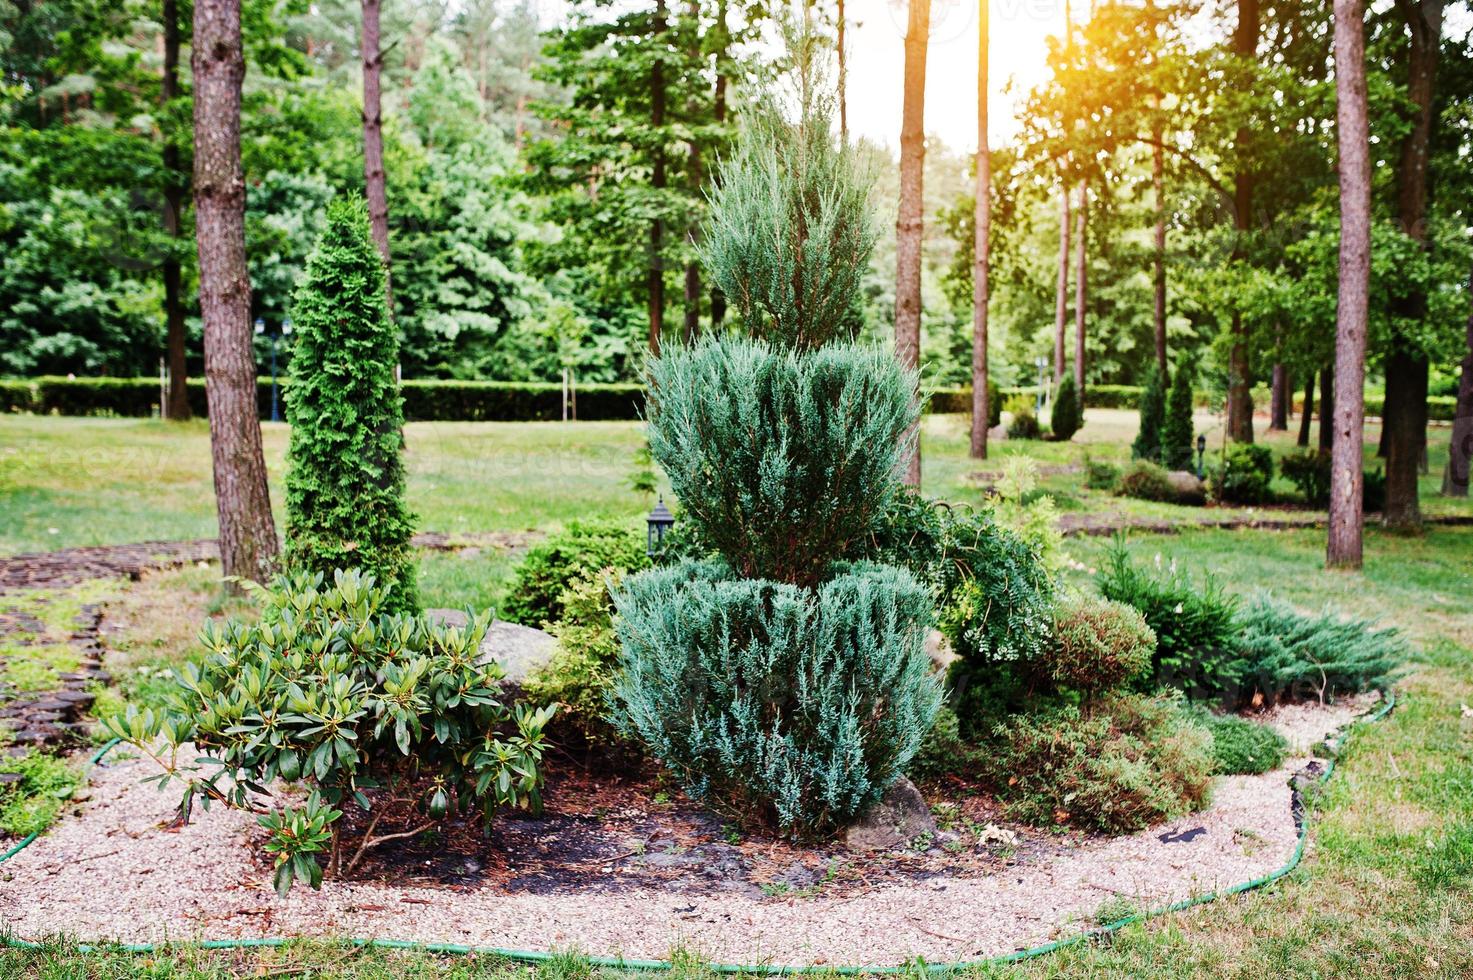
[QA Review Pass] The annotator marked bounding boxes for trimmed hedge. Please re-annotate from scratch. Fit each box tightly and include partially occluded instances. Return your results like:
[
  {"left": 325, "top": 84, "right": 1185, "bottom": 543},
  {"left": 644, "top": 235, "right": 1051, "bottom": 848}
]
[{"left": 5, "top": 377, "right": 1459, "bottom": 423}]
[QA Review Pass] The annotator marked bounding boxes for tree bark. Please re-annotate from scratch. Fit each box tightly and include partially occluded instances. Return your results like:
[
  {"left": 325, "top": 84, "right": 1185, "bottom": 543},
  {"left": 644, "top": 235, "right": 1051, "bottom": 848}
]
[
  {"left": 895, "top": 0, "right": 929, "bottom": 486},
  {"left": 1444, "top": 264, "right": 1473, "bottom": 496},
  {"left": 1073, "top": 181, "right": 1087, "bottom": 402},
  {"left": 838, "top": 0, "right": 848, "bottom": 141},
  {"left": 162, "top": 0, "right": 191, "bottom": 421},
  {"left": 194, "top": 0, "right": 279, "bottom": 582},
  {"left": 1270, "top": 361, "right": 1289, "bottom": 431},
  {"left": 361, "top": 0, "right": 392, "bottom": 307},
  {"left": 1319, "top": 362, "right": 1335, "bottom": 452},
  {"left": 709, "top": 0, "right": 728, "bottom": 329},
  {"left": 1327, "top": 0, "right": 1370, "bottom": 569},
  {"left": 970, "top": 0, "right": 990, "bottom": 460},
  {"left": 1297, "top": 371, "right": 1315, "bottom": 448},
  {"left": 682, "top": 0, "right": 701, "bottom": 345},
  {"left": 1382, "top": 0, "right": 1443, "bottom": 527},
  {"left": 1152, "top": 116, "right": 1167, "bottom": 376},
  {"left": 1226, "top": 0, "right": 1259, "bottom": 444},
  {"left": 647, "top": 0, "right": 668, "bottom": 355},
  {"left": 1052, "top": 186, "right": 1070, "bottom": 386}
]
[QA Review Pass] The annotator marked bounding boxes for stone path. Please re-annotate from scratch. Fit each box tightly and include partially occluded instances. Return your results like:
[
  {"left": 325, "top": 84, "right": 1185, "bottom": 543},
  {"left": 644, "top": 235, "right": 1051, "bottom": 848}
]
[{"left": 0, "top": 602, "right": 108, "bottom": 755}]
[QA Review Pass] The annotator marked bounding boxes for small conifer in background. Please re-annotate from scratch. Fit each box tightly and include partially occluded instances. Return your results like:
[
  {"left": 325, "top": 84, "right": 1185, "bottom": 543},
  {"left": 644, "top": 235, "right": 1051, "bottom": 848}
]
[
  {"left": 1161, "top": 356, "right": 1197, "bottom": 471},
  {"left": 1051, "top": 375, "right": 1082, "bottom": 442},
  {"left": 285, "top": 197, "right": 418, "bottom": 613},
  {"left": 1132, "top": 364, "right": 1166, "bottom": 462}
]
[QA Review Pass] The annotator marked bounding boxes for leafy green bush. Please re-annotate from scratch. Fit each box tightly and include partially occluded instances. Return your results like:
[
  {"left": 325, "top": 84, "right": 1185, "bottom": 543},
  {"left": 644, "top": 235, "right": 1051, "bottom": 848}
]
[
  {"left": 1132, "top": 364, "right": 1166, "bottom": 463},
  {"left": 1281, "top": 449, "right": 1386, "bottom": 512},
  {"left": 1195, "top": 712, "right": 1288, "bottom": 775},
  {"left": 1084, "top": 456, "right": 1121, "bottom": 491},
  {"left": 523, "top": 569, "right": 629, "bottom": 750},
  {"left": 285, "top": 198, "right": 418, "bottom": 613},
  {"left": 645, "top": 336, "right": 917, "bottom": 588},
  {"left": 984, "top": 692, "right": 1214, "bottom": 833},
  {"left": 1229, "top": 596, "right": 1405, "bottom": 705},
  {"left": 1115, "top": 460, "right": 1176, "bottom": 502},
  {"left": 1051, "top": 375, "right": 1082, "bottom": 441},
  {"left": 612, "top": 560, "right": 941, "bottom": 837},
  {"left": 1005, "top": 395, "right": 1042, "bottom": 440},
  {"left": 1161, "top": 358, "right": 1196, "bottom": 470},
  {"left": 1042, "top": 595, "right": 1156, "bottom": 697},
  {"left": 1097, "top": 540, "right": 1240, "bottom": 696},
  {"left": 1210, "top": 442, "right": 1274, "bottom": 505},
  {"left": 103, "top": 569, "right": 555, "bottom": 896},
  {"left": 501, "top": 519, "right": 648, "bottom": 627}
]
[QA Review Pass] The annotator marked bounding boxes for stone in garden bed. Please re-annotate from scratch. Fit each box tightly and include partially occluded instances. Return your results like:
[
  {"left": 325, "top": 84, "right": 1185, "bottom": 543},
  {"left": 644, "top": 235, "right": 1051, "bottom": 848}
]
[{"left": 423, "top": 609, "right": 558, "bottom": 685}]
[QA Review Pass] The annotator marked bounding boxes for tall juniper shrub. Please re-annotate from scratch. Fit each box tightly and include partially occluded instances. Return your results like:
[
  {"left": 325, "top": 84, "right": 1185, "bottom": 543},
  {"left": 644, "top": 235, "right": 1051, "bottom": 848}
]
[
  {"left": 612, "top": 89, "right": 941, "bottom": 838},
  {"left": 285, "top": 198, "right": 418, "bottom": 613}
]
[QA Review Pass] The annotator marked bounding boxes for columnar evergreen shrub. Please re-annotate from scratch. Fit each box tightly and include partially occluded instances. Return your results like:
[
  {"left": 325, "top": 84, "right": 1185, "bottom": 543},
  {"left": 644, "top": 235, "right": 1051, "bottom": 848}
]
[
  {"left": 1161, "top": 357, "right": 1197, "bottom": 470},
  {"left": 700, "top": 97, "right": 875, "bottom": 350},
  {"left": 645, "top": 336, "right": 918, "bottom": 589},
  {"left": 613, "top": 91, "right": 941, "bottom": 838},
  {"left": 285, "top": 198, "right": 418, "bottom": 613},
  {"left": 1051, "top": 375, "right": 1082, "bottom": 441},
  {"left": 613, "top": 560, "right": 940, "bottom": 835},
  {"left": 1132, "top": 364, "right": 1166, "bottom": 462},
  {"left": 103, "top": 570, "right": 555, "bottom": 895}
]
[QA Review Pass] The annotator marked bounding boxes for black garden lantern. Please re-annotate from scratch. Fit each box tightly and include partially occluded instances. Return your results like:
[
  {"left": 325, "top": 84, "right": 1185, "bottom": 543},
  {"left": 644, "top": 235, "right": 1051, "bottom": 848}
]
[
  {"left": 1196, "top": 434, "right": 1207, "bottom": 479},
  {"left": 646, "top": 496, "right": 675, "bottom": 557}
]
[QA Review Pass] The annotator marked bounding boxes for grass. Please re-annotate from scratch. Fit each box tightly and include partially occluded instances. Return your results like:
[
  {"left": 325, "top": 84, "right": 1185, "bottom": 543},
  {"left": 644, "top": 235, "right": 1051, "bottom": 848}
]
[{"left": 7, "top": 411, "right": 1468, "bottom": 556}]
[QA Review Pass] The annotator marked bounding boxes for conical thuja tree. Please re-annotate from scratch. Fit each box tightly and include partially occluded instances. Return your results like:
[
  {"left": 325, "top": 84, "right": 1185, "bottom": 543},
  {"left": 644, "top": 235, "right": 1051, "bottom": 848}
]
[
  {"left": 1162, "top": 356, "right": 1197, "bottom": 471},
  {"left": 612, "top": 82, "right": 941, "bottom": 839},
  {"left": 285, "top": 197, "right": 418, "bottom": 614},
  {"left": 1132, "top": 364, "right": 1166, "bottom": 462}
]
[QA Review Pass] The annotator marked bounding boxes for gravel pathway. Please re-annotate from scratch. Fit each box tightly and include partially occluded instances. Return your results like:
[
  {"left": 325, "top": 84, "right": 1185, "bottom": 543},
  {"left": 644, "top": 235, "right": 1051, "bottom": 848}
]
[{"left": 0, "top": 705, "right": 1368, "bottom": 967}]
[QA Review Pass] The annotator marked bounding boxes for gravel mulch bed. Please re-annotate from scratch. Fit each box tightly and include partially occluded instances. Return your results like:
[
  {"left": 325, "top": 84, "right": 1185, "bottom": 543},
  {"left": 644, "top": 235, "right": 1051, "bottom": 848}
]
[{"left": 0, "top": 703, "right": 1366, "bottom": 967}]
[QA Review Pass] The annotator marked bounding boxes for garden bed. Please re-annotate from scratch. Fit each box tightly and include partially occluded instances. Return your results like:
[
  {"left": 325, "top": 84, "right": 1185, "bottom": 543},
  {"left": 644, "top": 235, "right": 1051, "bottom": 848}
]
[{"left": 0, "top": 695, "right": 1377, "bottom": 967}]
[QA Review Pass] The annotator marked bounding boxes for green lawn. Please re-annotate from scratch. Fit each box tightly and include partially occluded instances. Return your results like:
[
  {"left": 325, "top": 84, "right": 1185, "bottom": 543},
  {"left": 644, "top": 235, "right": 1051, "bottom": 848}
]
[{"left": 4, "top": 410, "right": 1468, "bottom": 556}]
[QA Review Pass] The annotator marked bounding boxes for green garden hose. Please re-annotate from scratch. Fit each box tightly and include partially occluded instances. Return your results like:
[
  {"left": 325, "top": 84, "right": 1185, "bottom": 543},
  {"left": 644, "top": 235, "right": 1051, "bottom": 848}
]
[{"left": 0, "top": 693, "right": 1397, "bottom": 975}]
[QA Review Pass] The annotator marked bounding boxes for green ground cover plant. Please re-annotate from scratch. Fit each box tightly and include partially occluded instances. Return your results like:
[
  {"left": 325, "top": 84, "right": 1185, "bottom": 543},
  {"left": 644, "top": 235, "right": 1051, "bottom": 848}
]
[{"left": 1194, "top": 712, "right": 1288, "bottom": 775}]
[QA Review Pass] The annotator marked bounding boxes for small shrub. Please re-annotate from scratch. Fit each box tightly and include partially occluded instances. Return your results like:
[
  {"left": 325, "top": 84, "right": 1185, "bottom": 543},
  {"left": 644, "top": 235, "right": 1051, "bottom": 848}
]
[
  {"left": 1005, "top": 395, "right": 1041, "bottom": 440},
  {"left": 984, "top": 692, "right": 1214, "bottom": 834},
  {"left": 523, "top": 569, "right": 628, "bottom": 750},
  {"left": 1132, "top": 364, "right": 1166, "bottom": 463},
  {"left": 1279, "top": 450, "right": 1387, "bottom": 512},
  {"left": 1084, "top": 456, "right": 1121, "bottom": 491},
  {"left": 611, "top": 559, "right": 942, "bottom": 838},
  {"left": 1161, "top": 358, "right": 1196, "bottom": 470},
  {"left": 501, "top": 519, "right": 648, "bottom": 627},
  {"left": 1195, "top": 712, "right": 1288, "bottom": 775},
  {"left": 1210, "top": 443, "right": 1274, "bottom": 505},
  {"left": 908, "top": 706, "right": 973, "bottom": 780},
  {"left": 1229, "top": 595, "right": 1405, "bottom": 705},
  {"left": 1042, "top": 595, "right": 1156, "bottom": 696},
  {"left": 285, "top": 198, "right": 418, "bottom": 613},
  {"left": 645, "top": 336, "right": 918, "bottom": 588},
  {"left": 103, "top": 569, "right": 555, "bottom": 896},
  {"left": 1051, "top": 375, "right": 1082, "bottom": 441},
  {"left": 1097, "top": 539, "right": 1240, "bottom": 696},
  {"left": 1115, "top": 460, "right": 1176, "bottom": 502}
]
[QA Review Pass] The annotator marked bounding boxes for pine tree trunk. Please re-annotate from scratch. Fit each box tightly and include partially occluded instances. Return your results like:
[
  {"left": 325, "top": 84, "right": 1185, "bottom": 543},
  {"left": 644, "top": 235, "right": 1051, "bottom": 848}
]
[
  {"left": 838, "top": 0, "right": 848, "bottom": 141},
  {"left": 647, "top": 0, "right": 668, "bottom": 354},
  {"left": 1444, "top": 265, "right": 1473, "bottom": 496},
  {"left": 1073, "top": 181, "right": 1087, "bottom": 402},
  {"left": 194, "top": 0, "right": 279, "bottom": 582},
  {"left": 970, "top": 0, "right": 990, "bottom": 460},
  {"left": 895, "top": 0, "right": 929, "bottom": 486},
  {"left": 1270, "top": 362, "right": 1289, "bottom": 431},
  {"left": 162, "top": 0, "right": 191, "bottom": 421},
  {"left": 1328, "top": 0, "right": 1370, "bottom": 569},
  {"left": 1297, "top": 371, "right": 1315, "bottom": 448},
  {"left": 361, "top": 0, "right": 392, "bottom": 308},
  {"left": 709, "top": 0, "right": 728, "bottom": 329},
  {"left": 1382, "top": 0, "right": 1442, "bottom": 527},
  {"left": 1152, "top": 118, "right": 1167, "bottom": 377},
  {"left": 1226, "top": 0, "right": 1259, "bottom": 444},
  {"left": 1052, "top": 186, "right": 1070, "bottom": 386}
]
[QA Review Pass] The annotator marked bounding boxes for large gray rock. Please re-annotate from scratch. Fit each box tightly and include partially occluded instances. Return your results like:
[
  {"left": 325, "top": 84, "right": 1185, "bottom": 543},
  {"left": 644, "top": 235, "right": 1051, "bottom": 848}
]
[
  {"left": 844, "top": 776, "right": 937, "bottom": 852},
  {"left": 1166, "top": 470, "right": 1207, "bottom": 505},
  {"left": 423, "top": 610, "right": 559, "bottom": 684}
]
